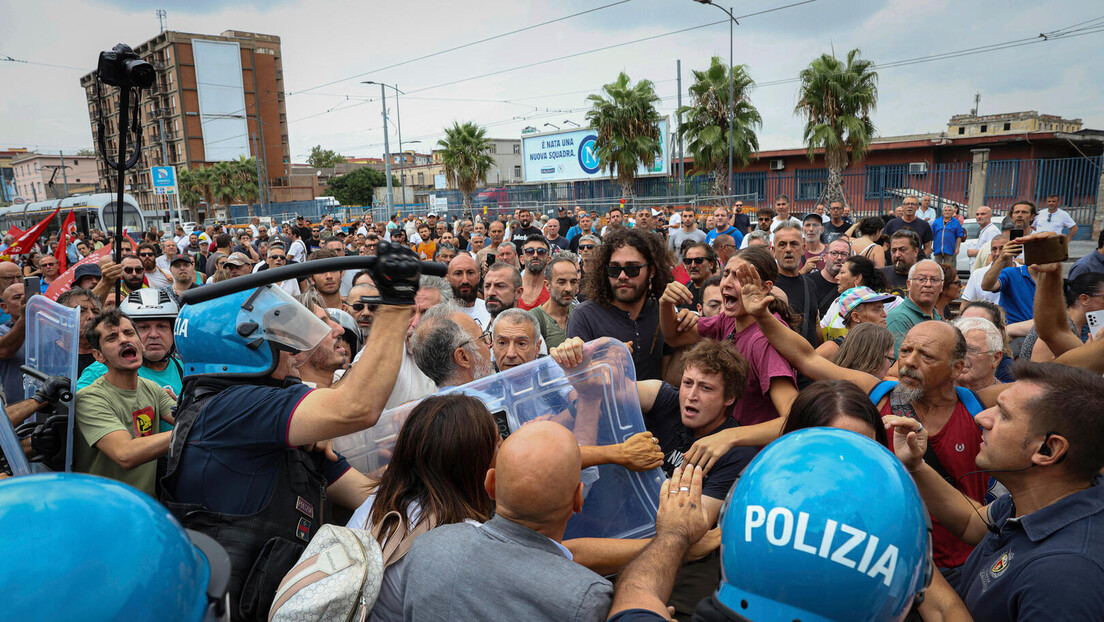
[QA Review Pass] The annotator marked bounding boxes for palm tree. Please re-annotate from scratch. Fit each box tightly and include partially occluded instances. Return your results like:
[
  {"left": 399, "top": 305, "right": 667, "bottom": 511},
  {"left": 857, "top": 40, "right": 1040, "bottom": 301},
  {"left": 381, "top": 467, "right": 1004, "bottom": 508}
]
[
  {"left": 234, "top": 156, "right": 260, "bottom": 218},
  {"left": 437, "top": 121, "right": 495, "bottom": 217},
  {"left": 795, "top": 48, "right": 878, "bottom": 206},
  {"left": 178, "top": 166, "right": 214, "bottom": 223},
  {"left": 585, "top": 72, "right": 662, "bottom": 199},
  {"left": 212, "top": 161, "right": 239, "bottom": 211},
  {"left": 677, "top": 56, "right": 761, "bottom": 201}
]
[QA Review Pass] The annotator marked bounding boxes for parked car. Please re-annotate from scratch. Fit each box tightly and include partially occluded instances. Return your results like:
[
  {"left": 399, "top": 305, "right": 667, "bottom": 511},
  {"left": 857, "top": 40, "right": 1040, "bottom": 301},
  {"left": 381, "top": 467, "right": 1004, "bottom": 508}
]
[{"left": 957, "top": 215, "right": 1005, "bottom": 275}]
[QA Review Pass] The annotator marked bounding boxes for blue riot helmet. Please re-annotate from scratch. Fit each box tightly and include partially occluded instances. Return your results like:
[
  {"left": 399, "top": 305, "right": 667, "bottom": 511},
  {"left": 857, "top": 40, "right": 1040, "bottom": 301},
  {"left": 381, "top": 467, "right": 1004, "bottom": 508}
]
[
  {"left": 716, "top": 428, "right": 932, "bottom": 622},
  {"left": 175, "top": 284, "right": 332, "bottom": 378},
  {"left": 0, "top": 473, "right": 230, "bottom": 621}
]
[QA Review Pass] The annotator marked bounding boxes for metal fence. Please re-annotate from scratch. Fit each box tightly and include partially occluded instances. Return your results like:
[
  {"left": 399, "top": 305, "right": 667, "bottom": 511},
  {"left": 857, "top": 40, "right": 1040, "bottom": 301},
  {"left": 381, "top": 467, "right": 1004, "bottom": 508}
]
[{"left": 245, "top": 156, "right": 1100, "bottom": 236}]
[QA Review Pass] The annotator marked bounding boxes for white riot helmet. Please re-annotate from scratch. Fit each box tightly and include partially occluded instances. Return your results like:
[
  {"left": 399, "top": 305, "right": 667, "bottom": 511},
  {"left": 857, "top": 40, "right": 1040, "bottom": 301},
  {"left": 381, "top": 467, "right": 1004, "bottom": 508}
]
[{"left": 120, "top": 288, "right": 180, "bottom": 321}]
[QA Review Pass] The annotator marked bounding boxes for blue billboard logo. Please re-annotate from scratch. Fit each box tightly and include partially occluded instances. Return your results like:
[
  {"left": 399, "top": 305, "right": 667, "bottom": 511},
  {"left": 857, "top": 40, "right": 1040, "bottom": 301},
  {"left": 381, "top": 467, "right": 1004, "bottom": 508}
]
[{"left": 578, "top": 134, "right": 600, "bottom": 174}]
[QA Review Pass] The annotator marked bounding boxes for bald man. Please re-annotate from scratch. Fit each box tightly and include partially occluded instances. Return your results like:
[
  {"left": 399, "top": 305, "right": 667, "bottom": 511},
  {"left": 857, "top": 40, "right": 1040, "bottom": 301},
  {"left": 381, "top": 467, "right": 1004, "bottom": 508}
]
[{"left": 400, "top": 420, "right": 613, "bottom": 621}]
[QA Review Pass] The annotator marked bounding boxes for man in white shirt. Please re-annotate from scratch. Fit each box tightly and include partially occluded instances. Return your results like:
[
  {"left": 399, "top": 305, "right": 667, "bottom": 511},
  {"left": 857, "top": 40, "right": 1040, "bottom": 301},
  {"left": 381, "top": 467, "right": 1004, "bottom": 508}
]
[
  {"left": 769, "top": 194, "right": 802, "bottom": 233},
  {"left": 446, "top": 254, "right": 492, "bottom": 329},
  {"left": 1033, "top": 194, "right": 1078, "bottom": 239},
  {"left": 963, "top": 234, "right": 1006, "bottom": 305},
  {"left": 968, "top": 205, "right": 1001, "bottom": 262},
  {"left": 916, "top": 196, "right": 938, "bottom": 224},
  {"left": 287, "top": 228, "right": 307, "bottom": 263}
]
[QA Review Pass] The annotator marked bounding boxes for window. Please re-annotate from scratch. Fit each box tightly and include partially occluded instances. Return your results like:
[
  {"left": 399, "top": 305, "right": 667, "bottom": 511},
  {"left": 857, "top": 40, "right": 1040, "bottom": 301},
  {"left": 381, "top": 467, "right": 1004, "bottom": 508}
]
[
  {"left": 417, "top": 172, "right": 424, "bottom": 185},
  {"left": 513, "top": 144, "right": 520, "bottom": 154},
  {"left": 980, "top": 125, "right": 987, "bottom": 133},
  {"left": 1003, "top": 122, "right": 1011, "bottom": 131},
  {"left": 514, "top": 165, "right": 522, "bottom": 179},
  {"left": 957, "top": 127, "right": 965, "bottom": 135},
  {"left": 865, "top": 165, "right": 909, "bottom": 199},
  {"left": 796, "top": 168, "right": 827, "bottom": 201}
]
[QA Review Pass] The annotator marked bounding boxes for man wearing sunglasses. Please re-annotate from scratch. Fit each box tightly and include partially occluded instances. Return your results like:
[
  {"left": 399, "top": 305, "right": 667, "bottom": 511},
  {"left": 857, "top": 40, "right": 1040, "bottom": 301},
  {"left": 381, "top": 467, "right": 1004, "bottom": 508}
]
[
  {"left": 118, "top": 255, "right": 149, "bottom": 294},
  {"left": 682, "top": 243, "right": 716, "bottom": 311},
  {"left": 346, "top": 283, "right": 380, "bottom": 338},
  {"left": 518, "top": 235, "right": 551, "bottom": 311},
  {"left": 568, "top": 213, "right": 597, "bottom": 253},
  {"left": 1032, "top": 194, "right": 1078, "bottom": 239},
  {"left": 567, "top": 228, "right": 672, "bottom": 381}
]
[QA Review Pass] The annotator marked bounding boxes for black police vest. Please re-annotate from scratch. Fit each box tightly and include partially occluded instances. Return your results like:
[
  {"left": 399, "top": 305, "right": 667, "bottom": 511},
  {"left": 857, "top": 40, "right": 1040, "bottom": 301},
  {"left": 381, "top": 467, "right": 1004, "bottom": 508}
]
[
  {"left": 159, "top": 380, "right": 327, "bottom": 622},
  {"left": 692, "top": 595, "right": 753, "bottom": 622}
]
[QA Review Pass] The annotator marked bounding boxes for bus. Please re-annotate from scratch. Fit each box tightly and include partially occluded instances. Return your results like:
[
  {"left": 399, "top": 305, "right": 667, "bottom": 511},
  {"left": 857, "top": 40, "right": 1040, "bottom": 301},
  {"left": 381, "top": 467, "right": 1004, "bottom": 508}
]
[{"left": 0, "top": 193, "right": 147, "bottom": 240}]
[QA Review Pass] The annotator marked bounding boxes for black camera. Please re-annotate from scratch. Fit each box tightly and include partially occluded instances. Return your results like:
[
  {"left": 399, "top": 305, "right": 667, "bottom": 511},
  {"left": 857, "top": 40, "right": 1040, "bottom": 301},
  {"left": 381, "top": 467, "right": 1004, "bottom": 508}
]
[{"left": 97, "top": 43, "right": 155, "bottom": 89}]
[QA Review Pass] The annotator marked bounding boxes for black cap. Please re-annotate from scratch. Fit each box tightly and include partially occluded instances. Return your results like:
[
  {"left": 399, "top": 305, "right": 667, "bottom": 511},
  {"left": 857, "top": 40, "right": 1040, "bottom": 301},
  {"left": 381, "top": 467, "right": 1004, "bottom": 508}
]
[{"left": 74, "top": 264, "right": 102, "bottom": 281}]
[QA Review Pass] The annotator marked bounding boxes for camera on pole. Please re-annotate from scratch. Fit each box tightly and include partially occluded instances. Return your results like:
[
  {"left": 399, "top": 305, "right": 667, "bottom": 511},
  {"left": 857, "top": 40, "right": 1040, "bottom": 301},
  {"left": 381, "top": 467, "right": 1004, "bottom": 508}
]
[{"left": 93, "top": 43, "right": 155, "bottom": 301}]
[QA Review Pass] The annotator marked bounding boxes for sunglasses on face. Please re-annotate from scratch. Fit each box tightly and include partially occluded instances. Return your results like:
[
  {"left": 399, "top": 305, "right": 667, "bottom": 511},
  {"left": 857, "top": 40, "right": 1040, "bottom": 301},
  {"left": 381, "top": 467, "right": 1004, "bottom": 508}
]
[
  {"left": 138, "top": 252, "right": 155, "bottom": 257},
  {"left": 523, "top": 247, "right": 548, "bottom": 256},
  {"left": 351, "top": 298, "right": 379, "bottom": 313},
  {"left": 683, "top": 257, "right": 707, "bottom": 266},
  {"left": 122, "top": 267, "right": 142, "bottom": 274},
  {"left": 607, "top": 264, "right": 644, "bottom": 278},
  {"left": 578, "top": 244, "right": 595, "bottom": 251}
]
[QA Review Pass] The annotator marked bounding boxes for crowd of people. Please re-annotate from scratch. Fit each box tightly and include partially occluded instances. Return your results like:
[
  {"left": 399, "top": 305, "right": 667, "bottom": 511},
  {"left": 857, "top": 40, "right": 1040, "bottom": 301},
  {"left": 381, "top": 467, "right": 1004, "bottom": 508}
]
[{"left": 4, "top": 195, "right": 1104, "bottom": 622}]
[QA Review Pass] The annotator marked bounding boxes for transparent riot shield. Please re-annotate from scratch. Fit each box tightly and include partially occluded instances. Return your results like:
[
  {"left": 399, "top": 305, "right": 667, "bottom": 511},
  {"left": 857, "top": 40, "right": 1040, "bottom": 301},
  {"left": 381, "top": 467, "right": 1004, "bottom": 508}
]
[
  {"left": 22, "top": 296, "right": 80, "bottom": 472},
  {"left": 334, "top": 338, "right": 664, "bottom": 540},
  {"left": 0, "top": 402, "right": 31, "bottom": 476}
]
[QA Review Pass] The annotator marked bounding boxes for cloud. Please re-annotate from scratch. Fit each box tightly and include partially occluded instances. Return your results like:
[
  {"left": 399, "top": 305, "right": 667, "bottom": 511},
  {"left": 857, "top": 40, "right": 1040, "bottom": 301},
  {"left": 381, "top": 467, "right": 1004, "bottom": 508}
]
[{"left": 1, "top": 0, "right": 1100, "bottom": 161}]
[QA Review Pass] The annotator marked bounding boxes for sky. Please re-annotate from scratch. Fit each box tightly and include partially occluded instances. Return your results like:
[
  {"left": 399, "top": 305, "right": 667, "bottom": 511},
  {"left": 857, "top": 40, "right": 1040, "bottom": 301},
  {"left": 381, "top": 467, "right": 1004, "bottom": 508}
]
[{"left": 1, "top": 0, "right": 1101, "bottom": 162}]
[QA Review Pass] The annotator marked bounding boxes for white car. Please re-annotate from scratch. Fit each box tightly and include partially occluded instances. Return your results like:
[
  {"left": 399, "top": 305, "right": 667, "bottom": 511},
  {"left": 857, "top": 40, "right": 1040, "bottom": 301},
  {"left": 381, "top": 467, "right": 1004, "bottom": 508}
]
[{"left": 956, "top": 215, "right": 1005, "bottom": 275}]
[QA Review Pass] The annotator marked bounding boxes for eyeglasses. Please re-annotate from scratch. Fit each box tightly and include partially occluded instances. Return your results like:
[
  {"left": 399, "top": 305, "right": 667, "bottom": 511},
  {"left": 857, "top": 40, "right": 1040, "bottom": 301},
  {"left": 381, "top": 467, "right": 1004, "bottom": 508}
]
[
  {"left": 607, "top": 264, "right": 644, "bottom": 278},
  {"left": 138, "top": 252, "right": 155, "bottom": 257},
  {"left": 523, "top": 247, "right": 548, "bottom": 256},
  {"left": 460, "top": 328, "right": 493, "bottom": 349},
  {"left": 966, "top": 347, "right": 997, "bottom": 357},
  {"left": 683, "top": 257, "right": 708, "bottom": 266},
  {"left": 910, "top": 277, "right": 943, "bottom": 285},
  {"left": 122, "top": 267, "right": 142, "bottom": 274},
  {"left": 578, "top": 244, "right": 595, "bottom": 251},
  {"left": 825, "top": 250, "right": 850, "bottom": 258},
  {"left": 884, "top": 354, "right": 898, "bottom": 365},
  {"left": 268, "top": 254, "right": 286, "bottom": 260}
]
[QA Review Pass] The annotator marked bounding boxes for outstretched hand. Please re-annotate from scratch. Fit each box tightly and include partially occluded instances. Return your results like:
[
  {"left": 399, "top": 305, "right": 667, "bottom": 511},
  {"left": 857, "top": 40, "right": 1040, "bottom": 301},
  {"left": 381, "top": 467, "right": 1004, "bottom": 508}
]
[
  {"left": 655, "top": 465, "right": 710, "bottom": 545},
  {"left": 734, "top": 262, "right": 774, "bottom": 318}
]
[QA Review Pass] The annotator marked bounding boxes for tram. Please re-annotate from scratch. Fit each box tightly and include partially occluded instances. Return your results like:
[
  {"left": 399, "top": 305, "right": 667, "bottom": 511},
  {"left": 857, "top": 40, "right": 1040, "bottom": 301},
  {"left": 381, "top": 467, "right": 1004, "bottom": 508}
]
[{"left": 0, "top": 193, "right": 147, "bottom": 239}]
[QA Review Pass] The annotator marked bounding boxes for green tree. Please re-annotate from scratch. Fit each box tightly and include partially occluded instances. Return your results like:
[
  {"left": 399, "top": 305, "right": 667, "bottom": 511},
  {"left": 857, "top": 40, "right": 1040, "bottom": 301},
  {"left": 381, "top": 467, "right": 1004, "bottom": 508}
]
[
  {"left": 178, "top": 166, "right": 215, "bottom": 222},
  {"left": 795, "top": 48, "right": 878, "bottom": 206},
  {"left": 307, "top": 145, "right": 347, "bottom": 168},
  {"left": 585, "top": 72, "right": 662, "bottom": 199},
  {"left": 676, "top": 56, "right": 761, "bottom": 201},
  {"left": 436, "top": 121, "right": 495, "bottom": 216},
  {"left": 234, "top": 156, "right": 260, "bottom": 218},
  {"left": 326, "top": 167, "right": 392, "bottom": 207},
  {"left": 76, "top": 148, "right": 96, "bottom": 156}
]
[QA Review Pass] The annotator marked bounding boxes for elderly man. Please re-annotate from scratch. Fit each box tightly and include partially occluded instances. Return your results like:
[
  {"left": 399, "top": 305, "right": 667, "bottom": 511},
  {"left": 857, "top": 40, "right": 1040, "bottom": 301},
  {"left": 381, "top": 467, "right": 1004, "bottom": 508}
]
[
  {"left": 718, "top": 269, "right": 1010, "bottom": 574},
  {"left": 476, "top": 220, "right": 506, "bottom": 267},
  {"left": 0, "top": 283, "right": 27, "bottom": 404},
  {"left": 568, "top": 213, "right": 598, "bottom": 253},
  {"left": 810, "top": 237, "right": 852, "bottom": 317},
  {"left": 155, "top": 239, "right": 180, "bottom": 275},
  {"left": 705, "top": 206, "right": 743, "bottom": 247},
  {"left": 294, "top": 296, "right": 348, "bottom": 389},
  {"left": 951, "top": 317, "right": 1003, "bottom": 393},
  {"left": 36, "top": 255, "right": 61, "bottom": 293},
  {"left": 492, "top": 308, "right": 543, "bottom": 372},
  {"left": 887, "top": 362, "right": 1104, "bottom": 618},
  {"left": 886, "top": 259, "right": 944, "bottom": 354},
  {"left": 399, "top": 420, "right": 613, "bottom": 621},
  {"left": 410, "top": 303, "right": 493, "bottom": 388},
  {"left": 771, "top": 222, "right": 821, "bottom": 346},
  {"left": 544, "top": 218, "right": 569, "bottom": 251},
  {"left": 531, "top": 257, "right": 579, "bottom": 350},
  {"left": 681, "top": 242, "right": 716, "bottom": 311}
]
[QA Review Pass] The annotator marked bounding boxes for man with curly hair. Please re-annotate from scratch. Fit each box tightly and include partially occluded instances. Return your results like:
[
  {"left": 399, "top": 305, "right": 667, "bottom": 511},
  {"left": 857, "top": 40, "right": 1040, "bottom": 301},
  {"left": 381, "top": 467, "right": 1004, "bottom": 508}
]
[{"left": 567, "top": 228, "right": 672, "bottom": 380}]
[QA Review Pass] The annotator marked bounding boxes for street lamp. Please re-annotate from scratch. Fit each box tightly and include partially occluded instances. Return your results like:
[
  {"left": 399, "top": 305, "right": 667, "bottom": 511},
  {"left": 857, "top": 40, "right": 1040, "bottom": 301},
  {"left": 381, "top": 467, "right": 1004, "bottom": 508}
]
[
  {"left": 362, "top": 80, "right": 405, "bottom": 212},
  {"left": 563, "top": 120, "right": 580, "bottom": 128},
  {"left": 693, "top": 0, "right": 738, "bottom": 202},
  {"left": 544, "top": 123, "right": 560, "bottom": 130}
]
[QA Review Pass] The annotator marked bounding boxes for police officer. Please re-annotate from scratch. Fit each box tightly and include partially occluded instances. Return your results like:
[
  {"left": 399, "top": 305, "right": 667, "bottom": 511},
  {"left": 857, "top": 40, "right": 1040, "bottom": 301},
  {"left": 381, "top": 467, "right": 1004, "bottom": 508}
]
[
  {"left": 604, "top": 429, "right": 935, "bottom": 622},
  {"left": 160, "top": 243, "right": 420, "bottom": 621}
]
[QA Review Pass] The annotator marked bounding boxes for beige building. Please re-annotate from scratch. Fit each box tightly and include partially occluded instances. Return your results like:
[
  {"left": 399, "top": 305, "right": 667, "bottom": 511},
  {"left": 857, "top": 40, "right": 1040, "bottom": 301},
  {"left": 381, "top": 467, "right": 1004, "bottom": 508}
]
[
  {"left": 947, "top": 111, "right": 1082, "bottom": 138},
  {"left": 10, "top": 153, "right": 99, "bottom": 201},
  {"left": 80, "top": 29, "right": 291, "bottom": 220}
]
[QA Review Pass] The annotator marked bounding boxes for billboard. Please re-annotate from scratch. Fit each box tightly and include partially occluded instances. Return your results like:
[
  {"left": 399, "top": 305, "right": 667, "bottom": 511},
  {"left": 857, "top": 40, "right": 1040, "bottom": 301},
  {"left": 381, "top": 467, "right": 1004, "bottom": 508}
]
[
  {"left": 192, "top": 39, "right": 250, "bottom": 162},
  {"left": 522, "top": 118, "right": 668, "bottom": 184}
]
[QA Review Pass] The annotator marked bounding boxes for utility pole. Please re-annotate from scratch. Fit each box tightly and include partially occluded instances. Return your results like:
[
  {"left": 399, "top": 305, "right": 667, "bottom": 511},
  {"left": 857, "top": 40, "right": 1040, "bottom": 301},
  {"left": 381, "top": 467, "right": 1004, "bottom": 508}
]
[
  {"left": 395, "top": 84, "right": 406, "bottom": 209},
  {"left": 58, "top": 151, "right": 70, "bottom": 198},
  {"left": 676, "top": 60, "right": 684, "bottom": 197},
  {"left": 157, "top": 114, "right": 183, "bottom": 228},
  {"left": 379, "top": 84, "right": 395, "bottom": 212},
  {"left": 156, "top": 9, "right": 167, "bottom": 32},
  {"left": 251, "top": 131, "right": 264, "bottom": 218}
]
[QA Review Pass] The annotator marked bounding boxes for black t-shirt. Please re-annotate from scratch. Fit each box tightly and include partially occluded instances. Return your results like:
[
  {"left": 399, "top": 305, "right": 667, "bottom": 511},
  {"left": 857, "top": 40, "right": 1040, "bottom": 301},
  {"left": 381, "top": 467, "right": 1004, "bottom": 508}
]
[
  {"left": 808, "top": 271, "right": 840, "bottom": 316},
  {"left": 774, "top": 273, "right": 819, "bottom": 346},
  {"left": 556, "top": 215, "right": 576, "bottom": 233},
  {"left": 822, "top": 219, "right": 852, "bottom": 243},
  {"left": 884, "top": 217, "right": 933, "bottom": 246},
  {"left": 510, "top": 225, "right": 542, "bottom": 246},
  {"left": 548, "top": 235, "right": 570, "bottom": 251},
  {"left": 731, "top": 213, "right": 751, "bottom": 235},
  {"left": 879, "top": 266, "right": 910, "bottom": 298},
  {"left": 643, "top": 382, "right": 758, "bottom": 501}
]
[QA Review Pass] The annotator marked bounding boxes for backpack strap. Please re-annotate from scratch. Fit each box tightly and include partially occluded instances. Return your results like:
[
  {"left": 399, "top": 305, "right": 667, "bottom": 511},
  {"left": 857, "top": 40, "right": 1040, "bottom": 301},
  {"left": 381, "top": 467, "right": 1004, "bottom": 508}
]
[
  {"left": 369, "top": 510, "right": 437, "bottom": 568},
  {"left": 954, "top": 386, "right": 985, "bottom": 417},
  {"left": 868, "top": 380, "right": 897, "bottom": 405}
]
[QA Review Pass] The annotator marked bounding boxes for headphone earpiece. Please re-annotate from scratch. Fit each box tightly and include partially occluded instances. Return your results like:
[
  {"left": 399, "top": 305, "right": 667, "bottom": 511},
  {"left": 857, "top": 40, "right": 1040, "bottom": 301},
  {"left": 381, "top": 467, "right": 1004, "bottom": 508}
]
[{"left": 1038, "top": 442, "right": 1052, "bottom": 456}]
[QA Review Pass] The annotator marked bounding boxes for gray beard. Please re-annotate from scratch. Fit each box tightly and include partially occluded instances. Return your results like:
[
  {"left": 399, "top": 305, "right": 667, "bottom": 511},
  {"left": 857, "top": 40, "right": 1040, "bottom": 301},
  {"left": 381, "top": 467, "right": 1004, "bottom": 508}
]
[{"left": 892, "top": 382, "right": 924, "bottom": 404}]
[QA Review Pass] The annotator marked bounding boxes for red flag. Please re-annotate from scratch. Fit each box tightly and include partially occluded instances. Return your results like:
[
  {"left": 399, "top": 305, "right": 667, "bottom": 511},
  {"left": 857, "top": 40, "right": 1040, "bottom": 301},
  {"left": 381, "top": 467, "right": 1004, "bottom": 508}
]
[
  {"left": 6, "top": 225, "right": 24, "bottom": 238},
  {"left": 45, "top": 242, "right": 113, "bottom": 301},
  {"left": 54, "top": 210, "right": 76, "bottom": 272},
  {"left": 6, "top": 205, "right": 61, "bottom": 256}
]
